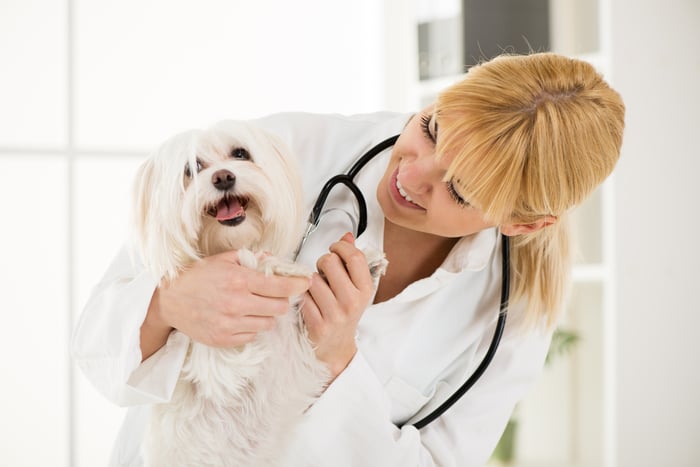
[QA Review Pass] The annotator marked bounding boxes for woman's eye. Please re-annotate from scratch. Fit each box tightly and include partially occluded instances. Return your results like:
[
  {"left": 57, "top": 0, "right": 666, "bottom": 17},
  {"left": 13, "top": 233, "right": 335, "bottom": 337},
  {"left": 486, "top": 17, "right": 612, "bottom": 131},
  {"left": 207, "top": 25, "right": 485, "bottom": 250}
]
[
  {"left": 231, "top": 147, "right": 251, "bottom": 160},
  {"left": 420, "top": 113, "right": 437, "bottom": 144},
  {"left": 446, "top": 180, "right": 470, "bottom": 207}
]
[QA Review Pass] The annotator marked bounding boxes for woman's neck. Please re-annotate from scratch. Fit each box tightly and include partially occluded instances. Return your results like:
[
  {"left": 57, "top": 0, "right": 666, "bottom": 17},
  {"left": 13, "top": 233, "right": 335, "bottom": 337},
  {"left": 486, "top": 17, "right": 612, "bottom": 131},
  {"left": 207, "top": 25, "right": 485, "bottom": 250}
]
[{"left": 373, "top": 219, "right": 459, "bottom": 303}]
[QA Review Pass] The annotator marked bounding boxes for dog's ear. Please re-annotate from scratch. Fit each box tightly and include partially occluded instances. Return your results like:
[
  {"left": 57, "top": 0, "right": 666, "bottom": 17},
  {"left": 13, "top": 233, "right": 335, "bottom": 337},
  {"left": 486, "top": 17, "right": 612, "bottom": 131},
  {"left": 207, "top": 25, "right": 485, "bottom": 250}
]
[
  {"left": 133, "top": 132, "right": 203, "bottom": 280},
  {"left": 133, "top": 157, "right": 153, "bottom": 237},
  {"left": 132, "top": 156, "right": 157, "bottom": 269},
  {"left": 133, "top": 141, "right": 190, "bottom": 280},
  {"left": 263, "top": 133, "right": 306, "bottom": 257}
]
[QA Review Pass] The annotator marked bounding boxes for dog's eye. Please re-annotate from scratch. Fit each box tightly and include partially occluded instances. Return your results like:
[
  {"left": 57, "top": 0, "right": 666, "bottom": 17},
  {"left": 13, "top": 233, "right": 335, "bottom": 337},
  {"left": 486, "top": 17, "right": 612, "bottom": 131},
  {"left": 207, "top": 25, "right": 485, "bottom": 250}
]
[
  {"left": 231, "top": 147, "right": 251, "bottom": 160},
  {"left": 184, "top": 159, "right": 204, "bottom": 178}
]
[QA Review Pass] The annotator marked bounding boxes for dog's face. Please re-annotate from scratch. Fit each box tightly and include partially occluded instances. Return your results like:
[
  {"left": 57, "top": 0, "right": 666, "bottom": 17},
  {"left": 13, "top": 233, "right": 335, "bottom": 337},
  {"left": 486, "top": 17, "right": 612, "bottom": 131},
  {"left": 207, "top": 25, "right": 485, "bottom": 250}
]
[{"left": 133, "top": 120, "right": 304, "bottom": 279}]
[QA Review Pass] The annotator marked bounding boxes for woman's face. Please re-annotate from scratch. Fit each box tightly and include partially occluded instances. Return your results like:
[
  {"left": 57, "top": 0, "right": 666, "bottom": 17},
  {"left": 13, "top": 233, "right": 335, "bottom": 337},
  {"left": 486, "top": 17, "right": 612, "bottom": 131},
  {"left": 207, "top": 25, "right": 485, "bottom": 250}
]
[{"left": 376, "top": 105, "right": 495, "bottom": 238}]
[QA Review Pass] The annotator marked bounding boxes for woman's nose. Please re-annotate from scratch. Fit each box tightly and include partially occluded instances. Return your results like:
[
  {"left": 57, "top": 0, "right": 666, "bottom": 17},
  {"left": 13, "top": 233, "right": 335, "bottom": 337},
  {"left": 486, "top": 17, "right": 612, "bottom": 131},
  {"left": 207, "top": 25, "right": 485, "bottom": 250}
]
[{"left": 401, "top": 152, "right": 441, "bottom": 193}]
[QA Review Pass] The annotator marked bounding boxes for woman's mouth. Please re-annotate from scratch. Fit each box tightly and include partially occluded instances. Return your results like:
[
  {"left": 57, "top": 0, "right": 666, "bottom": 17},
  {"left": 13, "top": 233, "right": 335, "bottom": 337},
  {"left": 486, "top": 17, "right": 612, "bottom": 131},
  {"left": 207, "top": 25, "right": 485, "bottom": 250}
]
[
  {"left": 396, "top": 179, "right": 415, "bottom": 203},
  {"left": 391, "top": 169, "right": 423, "bottom": 209}
]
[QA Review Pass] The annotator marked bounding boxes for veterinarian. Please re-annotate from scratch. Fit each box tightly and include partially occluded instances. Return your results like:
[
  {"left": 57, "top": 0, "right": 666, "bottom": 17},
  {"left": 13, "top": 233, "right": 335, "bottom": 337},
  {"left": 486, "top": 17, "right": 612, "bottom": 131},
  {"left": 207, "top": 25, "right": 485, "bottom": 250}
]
[{"left": 72, "top": 53, "right": 625, "bottom": 466}]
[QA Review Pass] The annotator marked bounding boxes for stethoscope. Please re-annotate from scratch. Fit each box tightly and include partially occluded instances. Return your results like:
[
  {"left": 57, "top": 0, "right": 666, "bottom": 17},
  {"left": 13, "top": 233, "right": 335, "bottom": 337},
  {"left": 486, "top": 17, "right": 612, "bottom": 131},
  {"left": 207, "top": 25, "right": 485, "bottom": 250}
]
[{"left": 293, "top": 134, "right": 510, "bottom": 430}]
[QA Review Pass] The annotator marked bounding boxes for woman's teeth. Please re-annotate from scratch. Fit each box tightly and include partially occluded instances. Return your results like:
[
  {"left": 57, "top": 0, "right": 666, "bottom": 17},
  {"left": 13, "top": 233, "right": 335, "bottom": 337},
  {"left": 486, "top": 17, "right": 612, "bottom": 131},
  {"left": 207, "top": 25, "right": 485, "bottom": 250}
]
[{"left": 396, "top": 179, "right": 415, "bottom": 203}]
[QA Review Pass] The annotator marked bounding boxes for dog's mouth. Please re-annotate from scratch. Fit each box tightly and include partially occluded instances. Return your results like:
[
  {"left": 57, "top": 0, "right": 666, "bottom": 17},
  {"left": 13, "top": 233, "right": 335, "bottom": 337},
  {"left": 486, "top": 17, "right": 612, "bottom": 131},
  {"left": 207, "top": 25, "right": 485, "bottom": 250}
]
[{"left": 206, "top": 193, "right": 249, "bottom": 226}]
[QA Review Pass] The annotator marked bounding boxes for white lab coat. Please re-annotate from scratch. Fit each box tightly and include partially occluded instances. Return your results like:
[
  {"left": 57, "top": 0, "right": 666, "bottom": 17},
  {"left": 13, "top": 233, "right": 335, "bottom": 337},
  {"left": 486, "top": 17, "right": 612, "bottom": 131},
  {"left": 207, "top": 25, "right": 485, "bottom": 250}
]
[{"left": 71, "top": 112, "right": 553, "bottom": 467}]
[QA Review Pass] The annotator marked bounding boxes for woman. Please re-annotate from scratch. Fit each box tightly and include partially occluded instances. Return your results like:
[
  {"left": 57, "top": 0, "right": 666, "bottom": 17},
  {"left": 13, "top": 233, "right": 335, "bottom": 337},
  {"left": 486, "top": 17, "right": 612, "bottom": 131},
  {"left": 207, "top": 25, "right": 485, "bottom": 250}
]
[{"left": 72, "top": 53, "right": 625, "bottom": 466}]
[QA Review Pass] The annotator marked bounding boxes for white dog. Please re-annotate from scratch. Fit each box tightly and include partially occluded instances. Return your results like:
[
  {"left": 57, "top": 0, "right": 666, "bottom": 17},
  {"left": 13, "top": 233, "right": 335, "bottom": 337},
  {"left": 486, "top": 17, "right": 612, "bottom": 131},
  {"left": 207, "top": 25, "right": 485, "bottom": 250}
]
[{"left": 132, "top": 120, "right": 385, "bottom": 466}]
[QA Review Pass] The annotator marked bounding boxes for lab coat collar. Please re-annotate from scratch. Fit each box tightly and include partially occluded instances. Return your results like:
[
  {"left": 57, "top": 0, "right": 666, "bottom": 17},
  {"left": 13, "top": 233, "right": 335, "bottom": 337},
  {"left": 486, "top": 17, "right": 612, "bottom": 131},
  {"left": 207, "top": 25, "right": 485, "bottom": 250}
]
[{"left": 439, "top": 227, "right": 499, "bottom": 274}]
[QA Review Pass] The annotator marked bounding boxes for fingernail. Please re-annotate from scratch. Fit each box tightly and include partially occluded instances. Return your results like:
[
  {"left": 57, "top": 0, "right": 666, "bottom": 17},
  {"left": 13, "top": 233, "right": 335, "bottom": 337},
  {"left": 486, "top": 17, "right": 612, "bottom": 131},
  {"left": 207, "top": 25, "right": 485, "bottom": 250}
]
[{"left": 342, "top": 232, "right": 355, "bottom": 243}]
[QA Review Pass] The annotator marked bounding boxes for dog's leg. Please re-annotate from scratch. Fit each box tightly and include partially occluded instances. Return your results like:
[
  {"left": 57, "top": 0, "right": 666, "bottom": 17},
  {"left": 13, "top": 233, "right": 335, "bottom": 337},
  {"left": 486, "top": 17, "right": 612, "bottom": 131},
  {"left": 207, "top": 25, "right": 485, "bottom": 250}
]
[
  {"left": 259, "top": 254, "right": 313, "bottom": 279},
  {"left": 363, "top": 248, "right": 388, "bottom": 285}
]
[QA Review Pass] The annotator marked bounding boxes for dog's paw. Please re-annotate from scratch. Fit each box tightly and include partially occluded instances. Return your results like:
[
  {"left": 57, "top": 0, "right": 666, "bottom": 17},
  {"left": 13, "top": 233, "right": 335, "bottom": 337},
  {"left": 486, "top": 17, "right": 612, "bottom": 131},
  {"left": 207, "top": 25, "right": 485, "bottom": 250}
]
[
  {"left": 260, "top": 255, "right": 313, "bottom": 279},
  {"left": 236, "top": 248, "right": 259, "bottom": 270},
  {"left": 237, "top": 248, "right": 312, "bottom": 279},
  {"left": 314, "top": 248, "right": 387, "bottom": 285},
  {"left": 363, "top": 248, "right": 388, "bottom": 282}
]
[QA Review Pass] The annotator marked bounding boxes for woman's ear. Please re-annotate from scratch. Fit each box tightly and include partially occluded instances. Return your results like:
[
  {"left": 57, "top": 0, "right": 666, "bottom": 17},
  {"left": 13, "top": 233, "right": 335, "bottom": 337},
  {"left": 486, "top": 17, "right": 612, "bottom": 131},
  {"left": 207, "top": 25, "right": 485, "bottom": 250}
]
[{"left": 500, "top": 215, "right": 558, "bottom": 236}]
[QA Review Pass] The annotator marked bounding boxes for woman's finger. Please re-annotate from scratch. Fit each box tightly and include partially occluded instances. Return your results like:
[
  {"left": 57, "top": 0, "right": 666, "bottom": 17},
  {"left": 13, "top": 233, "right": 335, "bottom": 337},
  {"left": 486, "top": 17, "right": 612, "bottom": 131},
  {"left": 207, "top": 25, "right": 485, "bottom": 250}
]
[
  {"left": 307, "top": 271, "right": 342, "bottom": 320},
  {"left": 205, "top": 315, "right": 278, "bottom": 347},
  {"left": 244, "top": 267, "right": 311, "bottom": 299},
  {"left": 232, "top": 315, "right": 277, "bottom": 333},
  {"left": 222, "top": 293, "right": 293, "bottom": 318},
  {"left": 300, "top": 291, "right": 323, "bottom": 329},
  {"left": 328, "top": 239, "right": 374, "bottom": 291},
  {"left": 315, "top": 252, "right": 358, "bottom": 308},
  {"left": 225, "top": 332, "right": 259, "bottom": 348}
]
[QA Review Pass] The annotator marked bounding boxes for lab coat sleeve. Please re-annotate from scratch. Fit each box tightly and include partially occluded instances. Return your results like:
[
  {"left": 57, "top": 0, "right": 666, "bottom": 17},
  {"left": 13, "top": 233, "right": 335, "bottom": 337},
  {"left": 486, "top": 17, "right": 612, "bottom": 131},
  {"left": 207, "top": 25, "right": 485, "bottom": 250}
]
[
  {"left": 71, "top": 245, "right": 189, "bottom": 407},
  {"left": 285, "top": 322, "right": 552, "bottom": 467}
]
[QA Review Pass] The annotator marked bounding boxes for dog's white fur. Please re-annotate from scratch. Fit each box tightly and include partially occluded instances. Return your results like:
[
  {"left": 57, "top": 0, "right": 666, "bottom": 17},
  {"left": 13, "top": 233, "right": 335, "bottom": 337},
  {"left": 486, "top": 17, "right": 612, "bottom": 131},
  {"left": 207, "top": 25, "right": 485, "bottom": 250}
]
[{"left": 132, "top": 120, "right": 336, "bottom": 467}]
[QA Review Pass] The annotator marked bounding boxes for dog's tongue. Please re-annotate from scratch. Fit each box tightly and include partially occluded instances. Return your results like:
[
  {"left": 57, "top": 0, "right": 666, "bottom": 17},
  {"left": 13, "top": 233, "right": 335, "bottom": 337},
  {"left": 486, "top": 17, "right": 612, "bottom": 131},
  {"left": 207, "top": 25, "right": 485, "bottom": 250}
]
[{"left": 216, "top": 198, "right": 244, "bottom": 221}]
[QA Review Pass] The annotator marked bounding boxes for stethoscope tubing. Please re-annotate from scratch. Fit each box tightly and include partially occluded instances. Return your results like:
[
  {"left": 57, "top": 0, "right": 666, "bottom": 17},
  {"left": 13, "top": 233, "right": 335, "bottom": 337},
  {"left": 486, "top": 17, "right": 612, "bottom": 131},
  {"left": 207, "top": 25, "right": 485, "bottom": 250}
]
[
  {"left": 296, "top": 132, "right": 510, "bottom": 430},
  {"left": 403, "top": 234, "right": 510, "bottom": 430},
  {"left": 307, "top": 134, "right": 400, "bottom": 237},
  {"left": 292, "top": 134, "right": 400, "bottom": 261}
]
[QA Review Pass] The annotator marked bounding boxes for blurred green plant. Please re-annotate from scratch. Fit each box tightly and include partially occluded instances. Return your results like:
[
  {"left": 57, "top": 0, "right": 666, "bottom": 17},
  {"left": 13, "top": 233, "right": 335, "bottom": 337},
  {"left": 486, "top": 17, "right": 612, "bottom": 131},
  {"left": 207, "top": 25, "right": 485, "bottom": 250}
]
[
  {"left": 546, "top": 328, "right": 580, "bottom": 365},
  {"left": 490, "top": 328, "right": 580, "bottom": 464}
]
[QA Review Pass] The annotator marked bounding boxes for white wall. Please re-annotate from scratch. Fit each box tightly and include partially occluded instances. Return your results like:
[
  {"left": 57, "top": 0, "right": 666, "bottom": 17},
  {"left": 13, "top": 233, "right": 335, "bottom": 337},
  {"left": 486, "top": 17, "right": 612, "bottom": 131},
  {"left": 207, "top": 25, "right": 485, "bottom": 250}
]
[{"left": 611, "top": 0, "right": 700, "bottom": 466}]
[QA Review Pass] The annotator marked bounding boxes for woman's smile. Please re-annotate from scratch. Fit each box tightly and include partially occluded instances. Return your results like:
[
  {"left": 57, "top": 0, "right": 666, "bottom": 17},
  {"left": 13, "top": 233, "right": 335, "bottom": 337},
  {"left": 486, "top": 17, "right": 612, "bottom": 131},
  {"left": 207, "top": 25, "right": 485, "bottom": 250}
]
[
  {"left": 391, "top": 168, "right": 424, "bottom": 210},
  {"left": 377, "top": 108, "right": 496, "bottom": 239}
]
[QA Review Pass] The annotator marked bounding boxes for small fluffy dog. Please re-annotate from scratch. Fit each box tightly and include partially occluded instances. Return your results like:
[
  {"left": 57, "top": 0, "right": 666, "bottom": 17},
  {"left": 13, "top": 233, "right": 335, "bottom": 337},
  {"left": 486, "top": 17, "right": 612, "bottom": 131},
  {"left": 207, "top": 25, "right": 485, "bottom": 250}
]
[{"left": 132, "top": 120, "right": 385, "bottom": 467}]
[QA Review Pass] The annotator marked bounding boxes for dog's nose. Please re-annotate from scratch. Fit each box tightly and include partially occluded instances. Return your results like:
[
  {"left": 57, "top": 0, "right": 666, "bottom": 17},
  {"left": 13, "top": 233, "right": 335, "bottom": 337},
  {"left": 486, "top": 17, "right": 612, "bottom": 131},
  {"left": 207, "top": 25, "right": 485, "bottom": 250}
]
[{"left": 212, "top": 169, "right": 236, "bottom": 191}]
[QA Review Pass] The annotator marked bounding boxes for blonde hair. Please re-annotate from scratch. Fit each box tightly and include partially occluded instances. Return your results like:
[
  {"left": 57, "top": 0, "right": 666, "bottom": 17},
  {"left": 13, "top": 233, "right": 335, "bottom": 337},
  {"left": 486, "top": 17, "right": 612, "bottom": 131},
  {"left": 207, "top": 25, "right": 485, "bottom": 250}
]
[{"left": 436, "top": 53, "right": 625, "bottom": 326}]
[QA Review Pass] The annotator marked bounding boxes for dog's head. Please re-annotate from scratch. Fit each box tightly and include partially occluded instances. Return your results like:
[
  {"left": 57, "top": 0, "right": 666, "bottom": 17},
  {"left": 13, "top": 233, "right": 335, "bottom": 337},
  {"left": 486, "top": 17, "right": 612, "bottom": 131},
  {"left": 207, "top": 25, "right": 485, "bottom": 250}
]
[{"left": 133, "top": 120, "right": 304, "bottom": 279}]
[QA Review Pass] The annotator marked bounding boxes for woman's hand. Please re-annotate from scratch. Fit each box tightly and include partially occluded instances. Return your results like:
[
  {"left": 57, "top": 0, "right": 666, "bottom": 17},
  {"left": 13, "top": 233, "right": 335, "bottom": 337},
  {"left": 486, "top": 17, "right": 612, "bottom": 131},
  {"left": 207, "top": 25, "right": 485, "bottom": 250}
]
[
  {"left": 140, "top": 250, "right": 311, "bottom": 361},
  {"left": 302, "top": 233, "right": 377, "bottom": 380}
]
